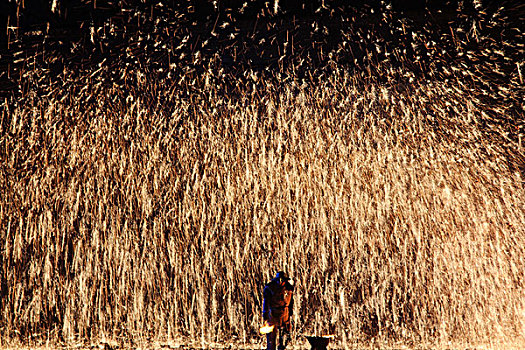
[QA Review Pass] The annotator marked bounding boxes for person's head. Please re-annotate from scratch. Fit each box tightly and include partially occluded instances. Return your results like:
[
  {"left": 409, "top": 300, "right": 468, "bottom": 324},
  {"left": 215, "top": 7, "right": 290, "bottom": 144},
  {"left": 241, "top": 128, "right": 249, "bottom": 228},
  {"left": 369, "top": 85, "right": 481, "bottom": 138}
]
[{"left": 275, "top": 271, "right": 290, "bottom": 285}]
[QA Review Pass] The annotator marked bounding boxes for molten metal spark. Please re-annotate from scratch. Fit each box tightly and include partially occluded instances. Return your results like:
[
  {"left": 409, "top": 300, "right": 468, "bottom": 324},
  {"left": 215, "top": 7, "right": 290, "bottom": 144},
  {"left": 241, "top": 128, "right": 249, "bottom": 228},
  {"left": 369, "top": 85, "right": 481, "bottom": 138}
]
[{"left": 260, "top": 322, "right": 275, "bottom": 334}]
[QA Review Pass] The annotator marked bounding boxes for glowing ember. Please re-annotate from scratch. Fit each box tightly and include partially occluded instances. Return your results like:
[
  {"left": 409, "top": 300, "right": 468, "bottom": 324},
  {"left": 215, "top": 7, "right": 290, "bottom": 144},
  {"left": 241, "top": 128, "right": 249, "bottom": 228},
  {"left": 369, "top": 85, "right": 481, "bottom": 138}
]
[{"left": 259, "top": 322, "right": 275, "bottom": 334}]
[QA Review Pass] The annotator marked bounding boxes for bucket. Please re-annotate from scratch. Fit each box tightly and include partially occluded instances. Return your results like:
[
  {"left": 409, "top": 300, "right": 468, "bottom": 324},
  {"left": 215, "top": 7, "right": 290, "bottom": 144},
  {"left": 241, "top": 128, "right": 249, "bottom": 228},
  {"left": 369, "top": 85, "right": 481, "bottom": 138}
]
[{"left": 305, "top": 335, "right": 334, "bottom": 350}]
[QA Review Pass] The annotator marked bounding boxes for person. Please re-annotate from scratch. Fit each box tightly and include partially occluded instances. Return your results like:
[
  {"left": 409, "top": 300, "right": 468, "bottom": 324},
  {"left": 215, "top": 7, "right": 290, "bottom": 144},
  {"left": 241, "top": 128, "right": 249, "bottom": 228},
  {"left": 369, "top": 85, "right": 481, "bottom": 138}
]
[{"left": 263, "top": 271, "right": 294, "bottom": 350}]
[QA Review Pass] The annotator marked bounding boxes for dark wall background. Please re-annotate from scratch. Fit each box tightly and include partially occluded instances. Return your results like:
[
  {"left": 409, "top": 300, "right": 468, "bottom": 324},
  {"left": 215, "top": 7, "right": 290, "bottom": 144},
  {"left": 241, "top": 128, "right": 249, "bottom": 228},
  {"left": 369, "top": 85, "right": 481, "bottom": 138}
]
[
  {"left": 1, "top": 0, "right": 485, "bottom": 41},
  {"left": 0, "top": 0, "right": 514, "bottom": 97}
]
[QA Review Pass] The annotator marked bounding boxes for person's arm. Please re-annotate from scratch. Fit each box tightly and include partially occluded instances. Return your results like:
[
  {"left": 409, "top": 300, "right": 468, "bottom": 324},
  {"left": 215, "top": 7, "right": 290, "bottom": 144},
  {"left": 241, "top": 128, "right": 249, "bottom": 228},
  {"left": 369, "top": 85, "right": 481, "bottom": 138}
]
[
  {"left": 263, "top": 286, "right": 271, "bottom": 321},
  {"left": 287, "top": 282, "right": 294, "bottom": 317},
  {"left": 289, "top": 292, "right": 294, "bottom": 317}
]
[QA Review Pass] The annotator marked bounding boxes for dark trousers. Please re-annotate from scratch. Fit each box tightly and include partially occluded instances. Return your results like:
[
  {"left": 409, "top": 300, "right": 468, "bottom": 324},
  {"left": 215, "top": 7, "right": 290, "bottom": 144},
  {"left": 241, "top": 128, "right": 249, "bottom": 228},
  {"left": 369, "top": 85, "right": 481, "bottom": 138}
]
[{"left": 266, "top": 327, "right": 287, "bottom": 350}]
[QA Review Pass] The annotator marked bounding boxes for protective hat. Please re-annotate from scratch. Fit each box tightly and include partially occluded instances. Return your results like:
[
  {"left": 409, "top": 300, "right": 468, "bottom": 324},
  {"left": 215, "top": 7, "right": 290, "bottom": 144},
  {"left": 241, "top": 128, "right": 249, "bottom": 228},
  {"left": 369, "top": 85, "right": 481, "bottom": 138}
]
[{"left": 275, "top": 271, "right": 290, "bottom": 281}]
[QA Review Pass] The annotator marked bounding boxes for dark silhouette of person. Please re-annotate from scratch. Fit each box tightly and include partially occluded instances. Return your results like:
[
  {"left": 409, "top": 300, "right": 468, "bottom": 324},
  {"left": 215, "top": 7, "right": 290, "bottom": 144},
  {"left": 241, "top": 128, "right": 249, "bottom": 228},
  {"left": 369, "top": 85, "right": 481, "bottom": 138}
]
[{"left": 263, "top": 271, "right": 294, "bottom": 350}]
